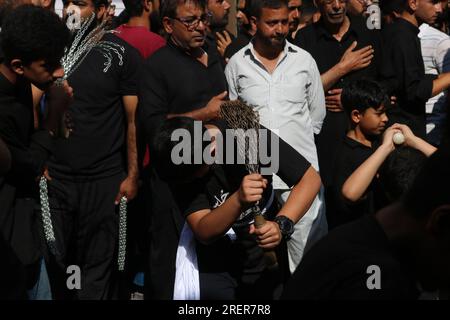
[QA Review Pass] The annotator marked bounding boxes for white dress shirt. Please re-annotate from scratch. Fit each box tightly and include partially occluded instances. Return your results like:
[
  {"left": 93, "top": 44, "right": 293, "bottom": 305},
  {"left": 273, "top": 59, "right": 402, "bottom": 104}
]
[{"left": 225, "top": 40, "right": 326, "bottom": 189}]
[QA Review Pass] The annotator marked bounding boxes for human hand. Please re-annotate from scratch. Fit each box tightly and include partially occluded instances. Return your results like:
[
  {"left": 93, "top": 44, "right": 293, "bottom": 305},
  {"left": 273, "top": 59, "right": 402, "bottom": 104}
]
[
  {"left": 339, "top": 41, "right": 373, "bottom": 74},
  {"left": 114, "top": 176, "right": 138, "bottom": 205},
  {"left": 205, "top": 91, "right": 228, "bottom": 120},
  {"left": 325, "top": 88, "right": 343, "bottom": 112},
  {"left": 216, "top": 31, "right": 232, "bottom": 58},
  {"left": 249, "top": 220, "right": 282, "bottom": 249}
]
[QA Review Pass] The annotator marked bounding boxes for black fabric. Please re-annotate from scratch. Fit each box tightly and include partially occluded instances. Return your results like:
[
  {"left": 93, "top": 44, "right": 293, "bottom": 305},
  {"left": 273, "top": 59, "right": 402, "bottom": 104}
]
[
  {"left": 281, "top": 215, "right": 419, "bottom": 300},
  {"left": 169, "top": 128, "right": 311, "bottom": 298},
  {"left": 0, "top": 233, "right": 27, "bottom": 299},
  {"left": 46, "top": 172, "right": 125, "bottom": 300},
  {"left": 0, "top": 72, "right": 52, "bottom": 267},
  {"left": 48, "top": 33, "right": 142, "bottom": 177},
  {"left": 224, "top": 31, "right": 252, "bottom": 60},
  {"left": 329, "top": 136, "right": 385, "bottom": 229},
  {"left": 380, "top": 18, "right": 437, "bottom": 137},
  {"left": 294, "top": 15, "right": 382, "bottom": 188},
  {"left": 206, "top": 29, "right": 235, "bottom": 69},
  {"left": 138, "top": 39, "right": 228, "bottom": 141},
  {"left": 139, "top": 39, "right": 227, "bottom": 299}
]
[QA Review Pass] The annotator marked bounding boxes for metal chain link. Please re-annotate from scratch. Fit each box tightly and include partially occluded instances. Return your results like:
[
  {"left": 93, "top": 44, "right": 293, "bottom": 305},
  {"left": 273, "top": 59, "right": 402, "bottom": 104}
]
[
  {"left": 118, "top": 196, "right": 127, "bottom": 271},
  {"left": 39, "top": 176, "right": 57, "bottom": 255}
]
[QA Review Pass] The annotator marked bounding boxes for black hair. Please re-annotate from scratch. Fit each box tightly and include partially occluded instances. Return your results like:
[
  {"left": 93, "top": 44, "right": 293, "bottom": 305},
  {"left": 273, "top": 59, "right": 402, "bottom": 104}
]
[
  {"left": 160, "top": 0, "right": 206, "bottom": 19},
  {"left": 62, "top": 0, "right": 109, "bottom": 9},
  {"left": 341, "top": 79, "right": 390, "bottom": 116},
  {"left": 0, "top": 0, "right": 21, "bottom": 25},
  {"left": 379, "top": 146, "right": 427, "bottom": 202},
  {"left": 1, "top": 5, "right": 70, "bottom": 67},
  {"left": 379, "top": 0, "right": 408, "bottom": 15},
  {"left": 152, "top": 117, "right": 211, "bottom": 182},
  {"left": 403, "top": 144, "right": 450, "bottom": 218},
  {"left": 123, "top": 0, "right": 152, "bottom": 17},
  {"left": 249, "top": 0, "right": 288, "bottom": 19}
]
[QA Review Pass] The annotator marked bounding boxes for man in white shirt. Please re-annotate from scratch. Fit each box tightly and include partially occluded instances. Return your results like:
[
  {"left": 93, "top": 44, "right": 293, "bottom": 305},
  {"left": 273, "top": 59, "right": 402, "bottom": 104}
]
[
  {"left": 225, "top": 0, "right": 327, "bottom": 273},
  {"left": 418, "top": 22, "right": 450, "bottom": 146}
]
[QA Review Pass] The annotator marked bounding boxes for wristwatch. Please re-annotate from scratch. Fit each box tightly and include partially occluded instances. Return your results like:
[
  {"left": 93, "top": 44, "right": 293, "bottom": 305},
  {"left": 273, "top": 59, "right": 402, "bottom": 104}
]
[{"left": 274, "top": 215, "right": 294, "bottom": 241}]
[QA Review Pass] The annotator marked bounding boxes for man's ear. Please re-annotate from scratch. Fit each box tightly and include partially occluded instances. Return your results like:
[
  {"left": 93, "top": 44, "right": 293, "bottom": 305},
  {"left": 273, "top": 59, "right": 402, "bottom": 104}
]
[
  {"left": 426, "top": 205, "right": 450, "bottom": 238},
  {"left": 407, "top": 0, "right": 418, "bottom": 12},
  {"left": 144, "top": 0, "right": 153, "bottom": 13},
  {"left": 250, "top": 16, "right": 257, "bottom": 30},
  {"left": 10, "top": 59, "right": 25, "bottom": 76},
  {"left": 96, "top": 5, "right": 107, "bottom": 21},
  {"left": 162, "top": 16, "right": 174, "bottom": 34},
  {"left": 350, "top": 109, "right": 361, "bottom": 124}
]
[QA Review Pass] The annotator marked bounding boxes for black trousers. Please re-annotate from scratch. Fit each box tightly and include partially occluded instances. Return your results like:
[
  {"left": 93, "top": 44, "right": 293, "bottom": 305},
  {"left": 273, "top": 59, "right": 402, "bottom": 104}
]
[{"left": 46, "top": 171, "right": 125, "bottom": 300}]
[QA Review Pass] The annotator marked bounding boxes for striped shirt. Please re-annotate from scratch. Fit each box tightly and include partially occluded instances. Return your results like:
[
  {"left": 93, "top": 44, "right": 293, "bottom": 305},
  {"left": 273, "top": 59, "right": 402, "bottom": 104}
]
[{"left": 418, "top": 23, "right": 450, "bottom": 145}]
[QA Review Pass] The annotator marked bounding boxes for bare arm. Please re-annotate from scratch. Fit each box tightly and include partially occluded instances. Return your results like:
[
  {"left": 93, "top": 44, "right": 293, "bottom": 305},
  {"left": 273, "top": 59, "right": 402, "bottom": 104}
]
[
  {"left": 342, "top": 143, "right": 393, "bottom": 203},
  {"left": 432, "top": 72, "right": 450, "bottom": 97},
  {"left": 114, "top": 95, "right": 139, "bottom": 204},
  {"left": 187, "top": 174, "right": 267, "bottom": 244},
  {"left": 277, "top": 166, "right": 321, "bottom": 224},
  {"left": 167, "top": 91, "right": 228, "bottom": 121}
]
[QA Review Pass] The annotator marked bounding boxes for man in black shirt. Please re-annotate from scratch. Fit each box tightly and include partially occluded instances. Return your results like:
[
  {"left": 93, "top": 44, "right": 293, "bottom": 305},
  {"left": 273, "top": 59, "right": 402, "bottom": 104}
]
[
  {"left": 205, "top": 0, "right": 234, "bottom": 64},
  {"left": 379, "top": 0, "right": 450, "bottom": 137},
  {"left": 138, "top": 0, "right": 228, "bottom": 300},
  {"left": 282, "top": 145, "right": 450, "bottom": 299},
  {"left": 45, "top": 0, "right": 141, "bottom": 300},
  {"left": 0, "top": 5, "right": 69, "bottom": 298},
  {"left": 294, "top": 0, "right": 382, "bottom": 189}
]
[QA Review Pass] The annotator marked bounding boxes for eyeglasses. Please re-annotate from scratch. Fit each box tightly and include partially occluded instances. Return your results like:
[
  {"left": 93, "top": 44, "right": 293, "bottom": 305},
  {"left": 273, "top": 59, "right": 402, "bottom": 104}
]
[{"left": 172, "top": 13, "right": 212, "bottom": 31}]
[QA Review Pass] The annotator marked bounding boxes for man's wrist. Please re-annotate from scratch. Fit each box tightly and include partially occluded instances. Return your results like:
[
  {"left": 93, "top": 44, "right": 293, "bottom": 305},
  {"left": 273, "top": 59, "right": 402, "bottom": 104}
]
[{"left": 274, "top": 215, "right": 295, "bottom": 240}]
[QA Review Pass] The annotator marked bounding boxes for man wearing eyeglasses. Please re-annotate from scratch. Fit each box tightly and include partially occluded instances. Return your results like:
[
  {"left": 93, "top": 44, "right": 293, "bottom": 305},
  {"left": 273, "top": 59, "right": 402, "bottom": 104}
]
[
  {"left": 293, "top": 0, "right": 382, "bottom": 215},
  {"left": 137, "top": 0, "right": 228, "bottom": 300}
]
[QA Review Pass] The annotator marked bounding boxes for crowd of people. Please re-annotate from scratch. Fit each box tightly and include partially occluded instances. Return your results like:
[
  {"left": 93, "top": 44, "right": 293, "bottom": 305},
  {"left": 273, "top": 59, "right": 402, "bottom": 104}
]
[{"left": 0, "top": 0, "right": 449, "bottom": 300}]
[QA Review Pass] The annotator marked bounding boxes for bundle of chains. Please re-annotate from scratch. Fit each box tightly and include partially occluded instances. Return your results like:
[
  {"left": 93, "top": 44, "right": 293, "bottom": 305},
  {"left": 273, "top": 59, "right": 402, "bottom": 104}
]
[
  {"left": 39, "top": 176, "right": 57, "bottom": 255},
  {"left": 118, "top": 196, "right": 127, "bottom": 271},
  {"left": 58, "top": 12, "right": 124, "bottom": 85},
  {"left": 219, "top": 100, "right": 264, "bottom": 223}
]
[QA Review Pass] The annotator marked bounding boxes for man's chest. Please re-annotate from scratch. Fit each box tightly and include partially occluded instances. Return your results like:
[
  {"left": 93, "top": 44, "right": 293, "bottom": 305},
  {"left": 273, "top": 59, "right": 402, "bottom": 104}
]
[{"left": 234, "top": 64, "right": 310, "bottom": 114}]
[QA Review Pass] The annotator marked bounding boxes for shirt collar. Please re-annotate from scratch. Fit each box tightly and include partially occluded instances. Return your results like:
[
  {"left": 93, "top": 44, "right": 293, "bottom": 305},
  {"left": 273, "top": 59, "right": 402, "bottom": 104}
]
[
  {"left": 243, "top": 39, "right": 298, "bottom": 59},
  {"left": 344, "top": 135, "right": 373, "bottom": 150},
  {"left": 167, "top": 37, "right": 220, "bottom": 66}
]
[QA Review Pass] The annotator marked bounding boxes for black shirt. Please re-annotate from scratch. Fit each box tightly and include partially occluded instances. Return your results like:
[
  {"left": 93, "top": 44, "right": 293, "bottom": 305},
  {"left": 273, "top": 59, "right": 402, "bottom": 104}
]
[
  {"left": 48, "top": 33, "right": 142, "bottom": 177},
  {"left": 294, "top": 15, "right": 382, "bottom": 84},
  {"left": 170, "top": 127, "right": 311, "bottom": 288},
  {"left": 380, "top": 18, "right": 437, "bottom": 136},
  {"left": 224, "top": 31, "right": 252, "bottom": 60},
  {"left": 294, "top": 15, "right": 382, "bottom": 187},
  {"left": 281, "top": 215, "right": 419, "bottom": 300},
  {"left": 0, "top": 72, "right": 52, "bottom": 265},
  {"left": 138, "top": 39, "right": 228, "bottom": 142},
  {"left": 329, "top": 136, "right": 384, "bottom": 229}
]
